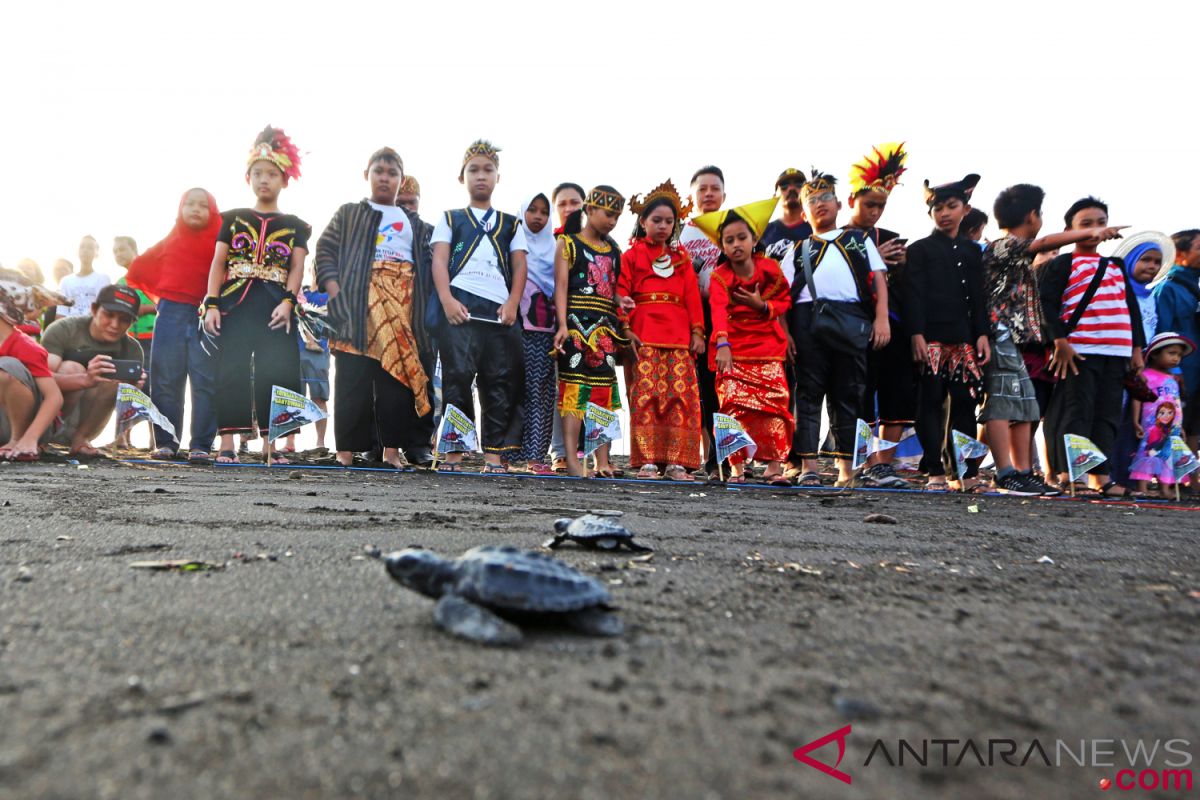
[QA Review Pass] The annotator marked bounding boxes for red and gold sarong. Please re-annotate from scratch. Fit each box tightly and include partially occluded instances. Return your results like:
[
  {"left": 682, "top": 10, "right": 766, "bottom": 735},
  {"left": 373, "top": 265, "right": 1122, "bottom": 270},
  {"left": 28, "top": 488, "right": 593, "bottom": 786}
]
[
  {"left": 629, "top": 345, "right": 701, "bottom": 469},
  {"left": 331, "top": 260, "right": 430, "bottom": 415},
  {"left": 716, "top": 361, "right": 793, "bottom": 465}
]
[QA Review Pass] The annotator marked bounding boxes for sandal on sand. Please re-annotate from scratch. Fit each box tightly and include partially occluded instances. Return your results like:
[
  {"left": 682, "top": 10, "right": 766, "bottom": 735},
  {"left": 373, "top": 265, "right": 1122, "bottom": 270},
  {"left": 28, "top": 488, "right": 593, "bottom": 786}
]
[
  {"left": 270, "top": 454, "right": 291, "bottom": 466},
  {"left": 188, "top": 450, "right": 211, "bottom": 465},
  {"left": 481, "top": 463, "right": 508, "bottom": 474},
  {"left": 1099, "top": 482, "right": 1127, "bottom": 498},
  {"left": 726, "top": 474, "right": 747, "bottom": 484},
  {"left": 797, "top": 471, "right": 822, "bottom": 487},
  {"left": 150, "top": 447, "right": 176, "bottom": 461},
  {"left": 216, "top": 450, "right": 239, "bottom": 464},
  {"left": 925, "top": 478, "right": 950, "bottom": 492},
  {"left": 663, "top": 464, "right": 694, "bottom": 482},
  {"left": 552, "top": 458, "right": 569, "bottom": 474},
  {"left": 437, "top": 463, "right": 463, "bottom": 473},
  {"left": 636, "top": 464, "right": 662, "bottom": 480},
  {"left": 591, "top": 467, "right": 617, "bottom": 478},
  {"left": 527, "top": 462, "right": 556, "bottom": 476},
  {"left": 961, "top": 481, "right": 989, "bottom": 494}
]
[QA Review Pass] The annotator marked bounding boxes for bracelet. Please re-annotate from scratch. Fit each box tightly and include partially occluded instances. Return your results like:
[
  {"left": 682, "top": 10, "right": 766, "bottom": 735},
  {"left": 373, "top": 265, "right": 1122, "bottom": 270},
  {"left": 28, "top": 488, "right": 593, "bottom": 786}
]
[
  {"left": 281, "top": 292, "right": 297, "bottom": 306},
  {"left": 716, "top": 342, "right": 731, "bottom": 349},
  {"left": 203, "top": 295, "right": 219, "bottom": 310}
]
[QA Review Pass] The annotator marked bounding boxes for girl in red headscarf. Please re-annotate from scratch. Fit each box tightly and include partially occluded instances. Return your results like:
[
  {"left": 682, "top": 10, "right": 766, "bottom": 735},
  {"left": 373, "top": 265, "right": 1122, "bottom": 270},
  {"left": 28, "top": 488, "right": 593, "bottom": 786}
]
[{"left": 127, "top": 187, "right": 222, "bottom": 463}]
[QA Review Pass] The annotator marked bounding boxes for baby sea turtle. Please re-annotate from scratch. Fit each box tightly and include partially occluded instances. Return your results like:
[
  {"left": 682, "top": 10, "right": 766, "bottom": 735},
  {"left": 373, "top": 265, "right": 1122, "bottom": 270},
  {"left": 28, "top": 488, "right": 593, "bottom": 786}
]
[
  {"left": 546, "top": 514, "right": 653, "bottom": 552},
  {"left": 383, "top": 545, "right": 622, "bottom": 646}
]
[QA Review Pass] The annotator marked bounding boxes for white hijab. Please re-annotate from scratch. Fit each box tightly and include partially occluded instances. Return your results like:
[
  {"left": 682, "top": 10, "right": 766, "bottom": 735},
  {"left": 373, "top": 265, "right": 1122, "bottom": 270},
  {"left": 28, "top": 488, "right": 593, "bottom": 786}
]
[{"left": 519, "top": 193, "right": 557, "bottom": 295}]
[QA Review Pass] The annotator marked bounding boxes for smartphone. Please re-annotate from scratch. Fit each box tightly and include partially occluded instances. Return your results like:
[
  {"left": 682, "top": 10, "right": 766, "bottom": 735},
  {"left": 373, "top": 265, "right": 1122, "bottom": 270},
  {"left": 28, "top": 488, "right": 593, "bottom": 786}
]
[
  {"left": 893, "top": 238, "right": 909, "bottom": 247},
  {"left": 110, "top": 359, "right": 144, "bottom": 382}
]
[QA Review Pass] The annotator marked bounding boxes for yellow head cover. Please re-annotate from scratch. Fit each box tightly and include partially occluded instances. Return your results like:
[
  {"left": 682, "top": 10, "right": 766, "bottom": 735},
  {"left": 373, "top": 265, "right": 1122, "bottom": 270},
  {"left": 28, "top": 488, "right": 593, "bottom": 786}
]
[{"left": 691, "top": 197, "right": 779, "bottom": 244}]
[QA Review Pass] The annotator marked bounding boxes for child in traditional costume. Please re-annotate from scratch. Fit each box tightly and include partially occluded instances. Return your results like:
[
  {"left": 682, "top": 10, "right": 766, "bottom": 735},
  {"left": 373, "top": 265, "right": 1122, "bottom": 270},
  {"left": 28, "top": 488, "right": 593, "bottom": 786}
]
[
  {"left": 617, "top": 180, "right": 704, "bottom": 481},
  {"left": 202, "top": 127, "right": 310, "bottom": 464},
  {"left": 429, "top": 140, "right": 529, "bottom": 473},
  {"left": 1130, "top": 332, "right": 1192, "bottom": 495},
  {"left": 517, "top": 193, "right": 558, "bottom": 474},
  {"left": 695, "top": 198, "right": 794, "bottom": 485},
  {"left": 127, "top": 188, "right": 222, "bottom": 463},
  {"left": 553, "top": 186, "right": 627, "bottom": 478},
  {"left": 316, "top": 147, "right": 434, "bottom": 469}
]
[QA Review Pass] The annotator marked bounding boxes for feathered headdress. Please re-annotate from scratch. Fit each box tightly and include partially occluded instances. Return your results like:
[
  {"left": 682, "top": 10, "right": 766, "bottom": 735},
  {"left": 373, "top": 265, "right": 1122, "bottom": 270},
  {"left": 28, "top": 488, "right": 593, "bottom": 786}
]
[
  {"left": 849, "top": 142, "right": 908, "bottom": 197},
  {"left": 628, "top": 179, "right": 692, "bottom": 219},
  {"left": 247, "top": 125, "right": 302, "bottom": 181},
  {"left": 460, "top": 139, "right": 500, "bottom": 177},
  {"left": 801, "top": 168, "right": 837, "bottom": 200}
]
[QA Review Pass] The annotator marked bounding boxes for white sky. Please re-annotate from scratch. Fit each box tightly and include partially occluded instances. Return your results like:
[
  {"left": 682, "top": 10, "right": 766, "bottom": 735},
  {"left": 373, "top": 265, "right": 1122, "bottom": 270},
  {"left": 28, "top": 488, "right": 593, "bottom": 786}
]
[{"left": 2, "top": 0, "right": 1194, "bottom": 280}]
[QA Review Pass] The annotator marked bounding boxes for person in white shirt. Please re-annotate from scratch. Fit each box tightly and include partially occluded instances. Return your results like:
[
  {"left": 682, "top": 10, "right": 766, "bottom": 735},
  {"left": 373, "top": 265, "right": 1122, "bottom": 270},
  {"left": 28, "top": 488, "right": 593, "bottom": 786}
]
[{"left": 57, "top": 236, "right": 110, "bottom": 317}]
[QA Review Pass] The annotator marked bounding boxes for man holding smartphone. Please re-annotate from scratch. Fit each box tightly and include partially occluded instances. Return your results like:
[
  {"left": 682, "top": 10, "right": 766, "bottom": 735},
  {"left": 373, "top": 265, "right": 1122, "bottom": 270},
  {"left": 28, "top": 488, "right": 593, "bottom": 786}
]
[{"left": 41, "top": 285, "right": 144, "bottom": 457}]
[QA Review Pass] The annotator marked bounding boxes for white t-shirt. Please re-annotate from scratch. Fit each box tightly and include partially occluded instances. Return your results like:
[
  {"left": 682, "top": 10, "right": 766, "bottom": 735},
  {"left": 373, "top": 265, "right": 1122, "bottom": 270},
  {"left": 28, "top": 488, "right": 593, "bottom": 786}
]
[
  {"left": 794, "top": 229, "right": 886, "bottom": 304},
  {"left": 57, "top": 270, "right": 111, "bottom": 316},
  {"left": 370, "top": 202, "right": 415, "bottom": 263},
  {"left": 432, "top": 207, "right": 528, "bottom": 306},
  {"left": 679, "top": 221, "right": 722, "bottom": 297}
]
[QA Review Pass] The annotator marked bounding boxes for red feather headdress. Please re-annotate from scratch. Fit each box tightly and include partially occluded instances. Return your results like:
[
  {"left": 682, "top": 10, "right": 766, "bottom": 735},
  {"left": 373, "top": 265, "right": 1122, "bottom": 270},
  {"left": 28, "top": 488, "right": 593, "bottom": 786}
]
[
  {"left": 849, "top": 142, "right": 908, "bottom": 197},
  {"left": 247, "top": 125, "right": 302, "bottom": 181}
]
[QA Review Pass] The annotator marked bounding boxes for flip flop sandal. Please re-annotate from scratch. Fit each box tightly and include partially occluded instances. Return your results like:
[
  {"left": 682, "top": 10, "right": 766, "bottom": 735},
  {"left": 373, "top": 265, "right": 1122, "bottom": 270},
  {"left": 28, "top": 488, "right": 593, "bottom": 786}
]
[
  {"left": 12, "top": 451, "right": 39, "bottom": 463},
  {"left": 527, "top": 462, "right": 556, "bottom": 476},
  {"left": 481, "top": 463, "right": 508, "bottom": 474},
  {"left": 636, "top": 464, "right": 662, "bottom": 480},
  {"left": 663, "top": 465, "right": 694, "bottom": 482},
  {"left": 188, "top": 450, "right": 212, "bottom": 465},
  {"left": 797, "top": 472, "right": 823, "bottom": 487},
  {"left": 270, "top": 454, "right": 291, "bottom": 466},
  {"left": 150, "top": 447, "right": 176, "bottom": 461},
  {"left": 437, "top": 463, "right": 462, "bottom": 473},
  {"left": 924, "top": 480, "right": 950, "bottom": 492},
  {"left": 766, "top": 475, "right": 793, "bottom": 487},
  {"left": 1099, "top": 482, "right": 1127, "bottom": 498},
  {"left": 961, "top": 482, "right": 989, "bottom": 493},
  {"left": 216, "top": 450, "right": 239, "bottom": 464},
  {"left": 726, "top": 474, "right": 747, "bottom": 484}
]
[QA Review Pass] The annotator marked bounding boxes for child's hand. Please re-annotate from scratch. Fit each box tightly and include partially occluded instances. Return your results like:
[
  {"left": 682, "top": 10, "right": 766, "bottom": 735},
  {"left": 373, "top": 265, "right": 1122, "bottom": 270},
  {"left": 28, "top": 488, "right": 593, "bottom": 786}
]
[
  {"left": 442, "top": 297, "right": 470, "bottom": 326},
  {"left": 715, "top": 345, "right": 733, "bottom": 374},
  {"left": 1134, "top": 422, "right": 1145, "bottom": 439},
  {"left": 690, "top": 331, "right": 706, "bottom": 357},
  {"left": 786, "top": 332, "right": 796, "bottom": 363},
  {"left": 1050, "top": 337, "right": 1084, "bottom": 379},
  {"left": 618, "top": 296, "right": 636, "bottom": 314},
  {"left": 878, "top": 239, "right": 906, "bottom": 266},
  {"left": 976, "top": 335, "right": 992, "bottom": 366},
  {"left": 203, "top": 308, "right": 221, "bottom": 336},
  {"left": 268, "top": 301, "right": 292, "bottom": 333},
  {"left": 731, "top": 286, "right": 764, "bottom": 310},
  {"left": 871, "top": 317, "right": 891, "bottom": 350},
  {"left": 627, "top": 331, "right": 644, "bottom": 353},
  {"left": 498, "top": 300, "right": 518, "bottom": 327},
  {"left": 553, "top": 326, "right": 569, "bottom": 353},
  {"left": 911, "top": 334, "right": 929, "bottom": 365}
]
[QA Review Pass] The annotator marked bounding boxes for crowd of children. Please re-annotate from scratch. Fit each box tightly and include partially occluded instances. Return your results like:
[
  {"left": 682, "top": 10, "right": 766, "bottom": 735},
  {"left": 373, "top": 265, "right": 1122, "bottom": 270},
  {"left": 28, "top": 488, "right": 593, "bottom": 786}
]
[{"left": 1, "top": 128, "right": 1197, "bottom": 499}]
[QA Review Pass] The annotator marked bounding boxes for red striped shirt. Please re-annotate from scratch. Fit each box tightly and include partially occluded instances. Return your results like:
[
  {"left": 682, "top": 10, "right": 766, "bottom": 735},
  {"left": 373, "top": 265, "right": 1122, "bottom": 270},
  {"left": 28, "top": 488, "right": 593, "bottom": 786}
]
[{"left": 1059, "top": 255, "right": 1132, "bottom": 356}]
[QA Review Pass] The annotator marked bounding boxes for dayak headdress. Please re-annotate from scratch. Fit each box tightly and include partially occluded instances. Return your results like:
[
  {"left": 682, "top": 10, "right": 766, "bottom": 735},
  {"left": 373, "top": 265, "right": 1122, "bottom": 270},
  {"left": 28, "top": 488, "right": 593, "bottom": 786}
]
[
  {"left": 922, "top": 174, "right": 981, "bottom": 207},
  {"left": 692, "top": 197, "right": 780, "bottom": 244},
  {"left": 800, "top": 169, "right": 837, "bottom": 201},
  {"left": 399, "top": 175, "right": 421, "bottom": 196},
  {"left": 460, "top": 139, "right": 500, "bottom": 178},
  {"left": 586, "top": 186, "right": 625, "bottom": 214},
  {"left": 849, "top": 142, "right": 908, "bottom": 197},
  {"left": 247, "top": 126, "right": 302, "bottom": 181}
]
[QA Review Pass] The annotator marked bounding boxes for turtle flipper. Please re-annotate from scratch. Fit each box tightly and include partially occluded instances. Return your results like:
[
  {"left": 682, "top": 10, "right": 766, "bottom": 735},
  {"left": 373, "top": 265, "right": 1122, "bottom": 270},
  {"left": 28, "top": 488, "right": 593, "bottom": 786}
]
[
  {"left": 563, "top": 608, "right": 624, "bottom": 637},
  {"left": 434, "top": 595, "right": 523, "bottom": 646},
  {"left": 544, "top": 535, "right": 567, "bottom": 549},
  {"left": 623, "top": 540, "right": 654, "bottom": 552}
]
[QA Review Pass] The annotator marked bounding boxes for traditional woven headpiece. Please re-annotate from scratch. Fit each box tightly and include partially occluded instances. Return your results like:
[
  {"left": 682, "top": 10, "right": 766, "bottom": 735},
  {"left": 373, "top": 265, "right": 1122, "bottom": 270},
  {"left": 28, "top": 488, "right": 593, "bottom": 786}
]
[
  {"left": 922, "top": 174, "right": 981, "bottom": 207},
  {"left": 801, "top": 169, "right": 837, "bottom": 200},
  {"left": 247, "top": 126, "right": 302, "bottom": 181},
  {"left": 628, "top": 179, "right": 692, "bottom": 219},
  {"left": 849, "top": 142, "right": 908, "bottom": 197},
  {"left": 460, "top": 139, "right": 500, "bottom": 177},
  {"left": 692, "top": 197, "right": 779, "bottom": 243},
  {"left": 586, "top": 186, "right": 625, "bottom": 214},
  {"left": 399, "top": 175, "right": 421, "bottom": 196}
]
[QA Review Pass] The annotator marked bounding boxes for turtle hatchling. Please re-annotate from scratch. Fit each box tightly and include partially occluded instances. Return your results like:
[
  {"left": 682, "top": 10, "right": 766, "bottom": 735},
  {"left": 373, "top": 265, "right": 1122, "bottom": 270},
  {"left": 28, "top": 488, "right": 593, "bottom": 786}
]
[
  {"left": 546, "top": 514, "right": 653, "bottom": 552},
  {"left": 383, "top": 545, "right": 623, "bottom": 646}
]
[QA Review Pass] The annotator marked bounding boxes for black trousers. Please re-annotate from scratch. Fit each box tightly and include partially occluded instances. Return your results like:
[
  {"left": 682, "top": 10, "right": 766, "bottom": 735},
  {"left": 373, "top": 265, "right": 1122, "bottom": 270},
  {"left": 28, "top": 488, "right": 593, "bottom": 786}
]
[
  {"left": 915, "top": 370, "right": 979, "bottom": 478},
  {"left": 1045, "top": 353, "right": 1126, "bottom": 477},
  {"left": 333, "top": 351, "right": 430, "bottom": 453},
  {"left": 791, "top": 304, "right": 867, "bottom": 459},
  {"left": 697, "top": 301, "right": 719, "bottom": 467},
  {"left": 216, "top": 281, "right": 301, "bottom": 437},
  {"left": 439, "top": 319, "right": 523, "bottom": 455}
]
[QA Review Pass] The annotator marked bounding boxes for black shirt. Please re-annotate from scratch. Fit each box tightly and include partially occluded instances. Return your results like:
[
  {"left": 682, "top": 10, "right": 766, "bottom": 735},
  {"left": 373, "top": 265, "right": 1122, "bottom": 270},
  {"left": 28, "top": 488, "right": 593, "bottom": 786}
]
[
  {"left": 218, "top": 209, "right": 312, "bottom": 273},
  {"left": 760, "top": 219, "right": 813, "bottom": 263},
  {"left": 904, "top": 229, "right": 987, "bottom": 344}
]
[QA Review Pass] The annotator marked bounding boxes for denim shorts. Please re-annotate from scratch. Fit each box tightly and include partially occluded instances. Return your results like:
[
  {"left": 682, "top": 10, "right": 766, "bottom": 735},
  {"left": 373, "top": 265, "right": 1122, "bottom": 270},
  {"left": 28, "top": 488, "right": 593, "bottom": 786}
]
[{"left": 979, "top": 338, "right": 1041, "bottom": 423}]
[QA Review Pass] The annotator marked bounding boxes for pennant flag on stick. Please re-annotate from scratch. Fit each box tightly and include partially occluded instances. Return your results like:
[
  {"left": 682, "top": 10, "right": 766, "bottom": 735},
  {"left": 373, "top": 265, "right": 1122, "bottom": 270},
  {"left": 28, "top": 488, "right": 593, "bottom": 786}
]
[
  {"left": 952, "top": 430, "right": 989, "bottom": 480},
  {"left": 116, "top": 383, "right": 176, "bottom": 438},
  {"left": 1171, "top": 436, "right": 1199, "bottom": 483},
  {"left": 1063, "top": 434, "right": 1107, "bottom": 484},
  {"left": 267, "top": 385, "right": 328, "bottom": 443},
  {"left": 583, "top": 403, "right": 622, "bottom": 457},
  {"left": 434, "top": 403, "right": 479, "bottom": 455},
  {"left": 713, "top": 413, "right": 756, "bottom": 464}
]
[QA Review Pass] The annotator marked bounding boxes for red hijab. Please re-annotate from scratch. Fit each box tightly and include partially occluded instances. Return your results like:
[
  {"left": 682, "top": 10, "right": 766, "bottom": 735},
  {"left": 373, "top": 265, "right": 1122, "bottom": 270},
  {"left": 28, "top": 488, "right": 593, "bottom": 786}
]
[{"left": 127, "top": 188, "right": 221, "bottom": 303}]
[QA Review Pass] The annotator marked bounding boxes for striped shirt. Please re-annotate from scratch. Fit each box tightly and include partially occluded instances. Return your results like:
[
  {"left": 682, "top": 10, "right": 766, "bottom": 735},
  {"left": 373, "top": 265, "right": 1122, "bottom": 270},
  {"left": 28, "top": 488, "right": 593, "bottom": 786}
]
[{"left": 1059, "top": 255, "right": 1133, "bottom": 356}]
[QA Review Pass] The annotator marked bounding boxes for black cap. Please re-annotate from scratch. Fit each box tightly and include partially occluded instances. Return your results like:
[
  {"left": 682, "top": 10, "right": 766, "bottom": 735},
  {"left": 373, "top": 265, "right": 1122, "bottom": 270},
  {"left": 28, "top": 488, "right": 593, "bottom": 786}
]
[
  {"left": 96, "top": 284, "right": 139, "bottom": 319},
  {"left": 775, "top": 168, "right": 807, "bottom": 189}
]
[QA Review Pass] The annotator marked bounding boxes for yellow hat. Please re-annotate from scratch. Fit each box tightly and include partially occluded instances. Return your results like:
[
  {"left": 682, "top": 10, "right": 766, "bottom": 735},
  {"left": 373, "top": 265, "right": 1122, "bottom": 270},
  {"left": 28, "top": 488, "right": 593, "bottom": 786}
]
[{"left": 692, "top": 197, "right": 779, "bottom": 244}]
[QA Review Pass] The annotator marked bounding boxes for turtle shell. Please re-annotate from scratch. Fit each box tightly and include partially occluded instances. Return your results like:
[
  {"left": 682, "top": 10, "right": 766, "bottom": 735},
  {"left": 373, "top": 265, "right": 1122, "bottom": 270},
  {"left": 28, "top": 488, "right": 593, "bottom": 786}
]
[
  {"left": 566, "top": 514, "right": 634, "bottom": 541},
  {"left": 451, "top": 545, "right": 611, "bottom": 613}
]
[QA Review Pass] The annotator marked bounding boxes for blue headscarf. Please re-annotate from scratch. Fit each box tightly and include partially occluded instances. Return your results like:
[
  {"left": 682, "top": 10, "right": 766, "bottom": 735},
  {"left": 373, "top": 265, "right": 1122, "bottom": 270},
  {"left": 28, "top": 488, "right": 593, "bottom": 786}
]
[{"left": 1121, "top": 242, "right": 1160, "bottom": 300}]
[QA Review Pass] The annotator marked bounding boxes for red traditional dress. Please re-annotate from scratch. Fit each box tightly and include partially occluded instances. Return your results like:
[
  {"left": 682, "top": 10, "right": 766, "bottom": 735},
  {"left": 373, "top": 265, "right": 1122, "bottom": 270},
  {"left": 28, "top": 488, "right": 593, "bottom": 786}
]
[
  {"left": 708, "top": 255, "right": 794, "bottom": 465},
  {"left": 617, "top": 239, "right": 704, "bottom": 470}
]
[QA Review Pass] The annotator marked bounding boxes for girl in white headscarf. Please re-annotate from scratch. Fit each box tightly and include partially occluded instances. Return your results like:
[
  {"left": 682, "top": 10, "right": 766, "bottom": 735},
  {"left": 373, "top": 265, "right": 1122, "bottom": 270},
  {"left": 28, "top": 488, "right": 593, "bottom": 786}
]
[{"left": 517, "top": 193, "right": 558, "bottom": 473}]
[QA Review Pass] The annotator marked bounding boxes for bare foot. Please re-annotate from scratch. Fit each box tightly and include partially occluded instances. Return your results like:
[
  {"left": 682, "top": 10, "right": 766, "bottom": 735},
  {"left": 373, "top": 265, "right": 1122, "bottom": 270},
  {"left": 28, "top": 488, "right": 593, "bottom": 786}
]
[{"left": 70, "top": 442, "right": 101, "bottom": 458}]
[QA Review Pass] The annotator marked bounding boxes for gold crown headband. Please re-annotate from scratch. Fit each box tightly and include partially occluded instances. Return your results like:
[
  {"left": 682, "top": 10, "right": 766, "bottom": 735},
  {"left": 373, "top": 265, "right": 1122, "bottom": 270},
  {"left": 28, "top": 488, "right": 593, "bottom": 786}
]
[
  {"left": 802, "top": 170, "right": 836, "bottom": 199},
  {"left": 587, "top": 187, "right": 625, "bottom": 214},
  {"left": 628, "top": 179, "right": 692, "bottom": 219},
  {"left": 462, "top": 140, "right": 500, "bottom": 167}
]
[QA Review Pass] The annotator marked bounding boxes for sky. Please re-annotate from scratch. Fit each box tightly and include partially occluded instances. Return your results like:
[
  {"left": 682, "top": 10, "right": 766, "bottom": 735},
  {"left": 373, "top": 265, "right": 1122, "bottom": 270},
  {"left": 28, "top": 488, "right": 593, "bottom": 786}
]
[{"left": 2, "top": 0, "right": 1195, "bottom": 279}]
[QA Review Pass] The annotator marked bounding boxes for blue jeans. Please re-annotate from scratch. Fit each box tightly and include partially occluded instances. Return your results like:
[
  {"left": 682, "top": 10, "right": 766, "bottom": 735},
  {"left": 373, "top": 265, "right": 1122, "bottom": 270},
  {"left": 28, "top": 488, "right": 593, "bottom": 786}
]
[{"left": 150, "top": 298, "right": 217, "bottom": 452}]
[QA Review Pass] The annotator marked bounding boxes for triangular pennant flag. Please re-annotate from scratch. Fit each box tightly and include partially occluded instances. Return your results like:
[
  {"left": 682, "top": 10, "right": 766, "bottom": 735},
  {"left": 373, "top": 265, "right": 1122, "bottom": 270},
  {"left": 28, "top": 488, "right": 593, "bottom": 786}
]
[
  {"left": 892, "top": 427, "right": 922, "bottom": 464},
  {"left": 852, "top": 419, "right": 873, "bottom": 470},
  {"left": 1063, "top": 434, "right": 1107, "bottom": 483},
  {"left": 952, "top": 430, "right": 989, "bottom": 480},
  {"left": 713, "top": 413, "right": 756, "bottom": 464},
  {"left": 266, "top": 385, "right": 328, "bottom": 442},
  {"left": 434, "top": 403, "right": 479, "bottom": 455},
  {"left": 116, "top": 383, "right": 176, "bottom": 439},
  {"left": 871, "top": 435, "right": 900, "bottom": 455},
  {"left": 1171, "top": 436, "right": 1199, "bottom": 483},
  {"left": 583, "top": 403, "right": 622, "bottom": 457}
]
